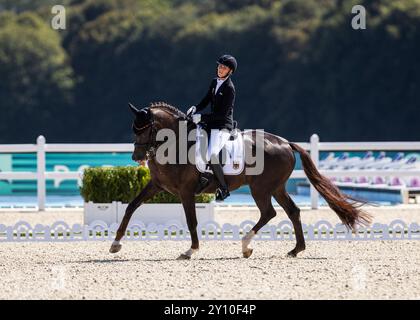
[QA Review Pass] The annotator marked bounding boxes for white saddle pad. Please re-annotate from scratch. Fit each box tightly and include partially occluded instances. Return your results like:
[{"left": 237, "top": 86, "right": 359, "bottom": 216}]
[{"left": 195, "top": 126, "right": 245, "bottom": 175}]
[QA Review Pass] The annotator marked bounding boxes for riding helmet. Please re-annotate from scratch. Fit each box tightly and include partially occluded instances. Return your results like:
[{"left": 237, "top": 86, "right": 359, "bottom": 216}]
[{"left": 217, "top": 54, "right": 237, "bottom": 73}]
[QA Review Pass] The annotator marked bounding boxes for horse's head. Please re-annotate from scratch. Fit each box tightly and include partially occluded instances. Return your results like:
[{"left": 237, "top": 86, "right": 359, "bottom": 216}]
[
  {"left": 129, "top": 103, "right": 155, "bottom": 161},
  {"left": 129, "top": 101, "right": 188, "bottom": 162}
]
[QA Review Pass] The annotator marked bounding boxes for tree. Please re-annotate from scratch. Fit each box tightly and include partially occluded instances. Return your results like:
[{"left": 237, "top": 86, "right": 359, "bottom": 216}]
[{"left": 0, "top": 11, "right": 75, "bottom": 142}]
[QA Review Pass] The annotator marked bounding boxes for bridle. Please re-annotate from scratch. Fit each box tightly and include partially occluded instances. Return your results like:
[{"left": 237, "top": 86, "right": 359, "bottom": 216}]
[
  {"left": 132, "top": 108, "right": 190, "bottom": 160},
  {"left": 133, "top": 117, "right": 158, "bottom": 160}
]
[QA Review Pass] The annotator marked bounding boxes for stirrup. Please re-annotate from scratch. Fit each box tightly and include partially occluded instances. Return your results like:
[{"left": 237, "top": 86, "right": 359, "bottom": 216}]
[{"left": 215, "top": 187, "right": 230, "bottom": 202}]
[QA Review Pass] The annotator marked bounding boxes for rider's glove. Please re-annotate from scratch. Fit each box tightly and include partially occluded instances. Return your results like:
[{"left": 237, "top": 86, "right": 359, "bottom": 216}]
[
  {"left": 192, "top": 113, "right": 201, "bottom": 124},
  {"left": 186, "top": 105, "right": 196, "bottom": 117}
]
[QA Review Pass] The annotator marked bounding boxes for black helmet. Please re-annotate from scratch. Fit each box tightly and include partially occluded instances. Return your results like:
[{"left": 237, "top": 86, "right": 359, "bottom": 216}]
[{"left": 217, "top": 54, "right": 237, "bottom": 73}]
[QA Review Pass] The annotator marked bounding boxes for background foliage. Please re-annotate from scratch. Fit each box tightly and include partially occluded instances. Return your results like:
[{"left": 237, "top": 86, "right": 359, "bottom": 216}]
[
  {"left": 80, "top": 165, "right": 214, "bottom": 203},
  {"left": 0, "top": 0, "right": 419, "bottom": 143}
]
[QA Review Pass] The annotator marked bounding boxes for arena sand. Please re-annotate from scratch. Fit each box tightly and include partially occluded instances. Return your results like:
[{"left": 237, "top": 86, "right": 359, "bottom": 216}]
[{"left": 0, "top": 205, "right": 419, "bottom": 299}]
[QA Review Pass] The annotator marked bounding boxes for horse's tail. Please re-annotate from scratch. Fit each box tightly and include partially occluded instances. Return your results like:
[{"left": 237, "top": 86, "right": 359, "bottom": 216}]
[{"left": 289, "top": 142, "right": 372, "bottom": 230}]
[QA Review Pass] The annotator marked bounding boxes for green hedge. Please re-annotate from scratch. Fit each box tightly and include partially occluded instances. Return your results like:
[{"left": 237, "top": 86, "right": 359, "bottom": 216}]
[{"left": 80, "top": 166, "right": 214, "bottom": 204}]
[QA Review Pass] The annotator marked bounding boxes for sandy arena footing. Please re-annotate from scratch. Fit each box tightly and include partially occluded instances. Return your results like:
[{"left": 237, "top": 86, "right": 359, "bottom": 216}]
[{"left": 0, "top": 205, "right": 419, "bottom": 300}]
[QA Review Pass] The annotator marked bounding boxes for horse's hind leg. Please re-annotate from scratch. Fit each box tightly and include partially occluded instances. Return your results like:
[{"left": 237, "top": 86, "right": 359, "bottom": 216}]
[
  {"left": 242, "top": 187, "right": 277, "bottom": 258},
  {"left": 273, "top": 188, "right": 305, "bottom": 257}
]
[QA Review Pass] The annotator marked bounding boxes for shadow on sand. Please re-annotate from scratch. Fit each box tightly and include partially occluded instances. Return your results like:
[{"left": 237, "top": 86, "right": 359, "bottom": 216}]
[{"left": 74, "top": 255, "right": 328, "bottom": 264}]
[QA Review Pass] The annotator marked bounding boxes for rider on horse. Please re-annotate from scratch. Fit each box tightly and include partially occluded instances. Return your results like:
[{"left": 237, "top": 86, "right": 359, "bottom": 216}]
[{"left": 186, "top": 54, "right": 237, "bottom": 202}]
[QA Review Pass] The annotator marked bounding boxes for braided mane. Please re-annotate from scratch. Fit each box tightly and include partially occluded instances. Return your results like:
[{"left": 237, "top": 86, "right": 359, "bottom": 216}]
[{"left": 149, "top": 101, "right": 186, "bottom": 118}]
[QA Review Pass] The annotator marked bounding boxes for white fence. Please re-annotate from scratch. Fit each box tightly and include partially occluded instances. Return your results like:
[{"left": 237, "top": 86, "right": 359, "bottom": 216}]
[
  {"left": 1, "top": 134, "right": 420, "bottom": 210},
  {"left": 0, "top": 219, "right": 419, "bottom": 242}
]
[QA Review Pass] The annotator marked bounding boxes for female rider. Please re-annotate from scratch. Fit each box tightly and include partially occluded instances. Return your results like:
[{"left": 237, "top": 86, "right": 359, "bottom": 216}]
[{"left": 187, "top": 54, "right": 237, "bottom": 201}]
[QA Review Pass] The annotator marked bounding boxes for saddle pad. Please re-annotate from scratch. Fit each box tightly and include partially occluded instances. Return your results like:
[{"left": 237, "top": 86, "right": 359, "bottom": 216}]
[{"left": 195, "top": 126, "right": 245, "bottom": 175}]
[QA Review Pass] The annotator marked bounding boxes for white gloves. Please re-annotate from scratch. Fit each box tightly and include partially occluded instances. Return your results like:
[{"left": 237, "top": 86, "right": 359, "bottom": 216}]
[
  {"left": 192, "top": 113, "right": 201, "bottom": 124},
  {"left": 186, "top": 105, "right": 196, "bottom": 117},
  {"left": 187, "top": 106, "right": 201, "bottom": 124}
]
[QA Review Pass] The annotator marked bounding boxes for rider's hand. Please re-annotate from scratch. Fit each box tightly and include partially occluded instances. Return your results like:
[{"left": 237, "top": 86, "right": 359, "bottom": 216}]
[
  {"left": 192, "top": 113, "right": 201, "bottom": 124},
  {"left": 186, "top": 105, "right": 196, "bottom": 117}
]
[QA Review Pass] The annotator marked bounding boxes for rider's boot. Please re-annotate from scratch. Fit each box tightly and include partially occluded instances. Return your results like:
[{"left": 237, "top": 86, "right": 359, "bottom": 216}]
[{"left": 208, "top": 161, "right": 230, "bottom": 202}]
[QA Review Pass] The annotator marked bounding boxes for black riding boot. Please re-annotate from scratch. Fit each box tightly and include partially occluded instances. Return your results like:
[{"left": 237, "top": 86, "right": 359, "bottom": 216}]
[{"left": 208, "top": 161, "right": 230, "bottom": 202}]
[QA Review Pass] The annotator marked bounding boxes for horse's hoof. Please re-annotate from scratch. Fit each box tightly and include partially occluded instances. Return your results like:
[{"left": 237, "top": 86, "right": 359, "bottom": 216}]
[
  {"left": 176, "top": 254, "right": 191, "bottom": 260},
  {"left": 242, "top": 249, "right": 253, "bottom": 259},
  {"left": 109, "top": 243, "right": 122, "bottom": 254},
  {"left": 286, "top": 250, "right": 297, "bottom": 258}
]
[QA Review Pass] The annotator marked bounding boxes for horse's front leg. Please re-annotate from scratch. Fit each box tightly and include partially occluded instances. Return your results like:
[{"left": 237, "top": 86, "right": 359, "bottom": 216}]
[
  {"left": 177, "top": 192, "right": 199, "bottom": 260},
  {"left": 109, "top": 181, "right": 159, "bottom": 253}
]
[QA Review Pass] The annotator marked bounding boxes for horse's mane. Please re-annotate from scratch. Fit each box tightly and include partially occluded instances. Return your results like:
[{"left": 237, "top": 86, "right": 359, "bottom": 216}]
[{"left": 149, "top": 101, "right": 186, "bottom": 118}]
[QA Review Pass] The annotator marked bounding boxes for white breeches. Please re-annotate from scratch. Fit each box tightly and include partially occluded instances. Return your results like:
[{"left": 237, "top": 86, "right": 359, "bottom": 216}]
[{"left": 207, "top": 129, "right": 231, "bottom": 162}]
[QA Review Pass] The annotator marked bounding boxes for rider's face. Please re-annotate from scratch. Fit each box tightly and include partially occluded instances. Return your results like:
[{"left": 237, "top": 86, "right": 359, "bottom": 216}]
[{"left": 217, "top": 64, "right": 231, "bottom": 79}]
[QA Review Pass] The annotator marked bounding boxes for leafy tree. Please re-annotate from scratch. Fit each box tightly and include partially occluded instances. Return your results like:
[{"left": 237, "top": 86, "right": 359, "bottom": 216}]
[
  {"left": 1, "top": 0, "right": 419, "bottom": 142},
  {"left": 0, "top": 11, "right": 74, "bottom": 142}
]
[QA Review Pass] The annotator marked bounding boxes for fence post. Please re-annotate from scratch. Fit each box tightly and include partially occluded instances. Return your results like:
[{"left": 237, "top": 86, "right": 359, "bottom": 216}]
[
  {"left": 37, "top": 135, "right": 46, "bottom": 211},
  {"left": 310, "top": 134, "right": 319, "bottom": 209}
]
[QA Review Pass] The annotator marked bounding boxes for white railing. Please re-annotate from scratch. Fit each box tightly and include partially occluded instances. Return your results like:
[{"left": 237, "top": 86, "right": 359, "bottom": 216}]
[
  {"left": 0, "top": 136, "right": 133, "bottom": 211},
  {"left": 0, "top": 134, "right": 420, "bottom": 211},
  {"left": 1, "top": 219, "right": 419, "bottom": 242}
]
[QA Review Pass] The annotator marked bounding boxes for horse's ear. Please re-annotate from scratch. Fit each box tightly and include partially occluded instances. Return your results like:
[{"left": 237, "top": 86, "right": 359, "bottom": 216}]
[{"left": 128, "top": 102, "right": 140, "bottom": 115}]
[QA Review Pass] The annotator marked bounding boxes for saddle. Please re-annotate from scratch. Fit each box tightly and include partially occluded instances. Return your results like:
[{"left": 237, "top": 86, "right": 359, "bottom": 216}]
[{"left": 195, "top": 120, "right": 244, "bottom": 194}]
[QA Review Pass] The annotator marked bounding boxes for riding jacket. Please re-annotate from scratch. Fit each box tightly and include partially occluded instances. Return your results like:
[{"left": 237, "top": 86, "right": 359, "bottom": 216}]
[{"left": 196, "top": 77, "right": 235, "bottom": 131}]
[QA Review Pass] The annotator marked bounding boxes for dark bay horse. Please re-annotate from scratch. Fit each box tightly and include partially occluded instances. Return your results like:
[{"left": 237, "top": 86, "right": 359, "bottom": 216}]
[{"left": 109, "top": 102, "right": 372, "bottom": 259}]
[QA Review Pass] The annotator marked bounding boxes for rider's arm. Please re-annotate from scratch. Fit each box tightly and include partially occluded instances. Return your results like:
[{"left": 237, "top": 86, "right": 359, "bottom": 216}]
[
  {"left": 196, "top": 80, "right": 214, "bottom": 112},
  {"left": 200, "top": 85, "right": 235, "bottom": 123}
]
